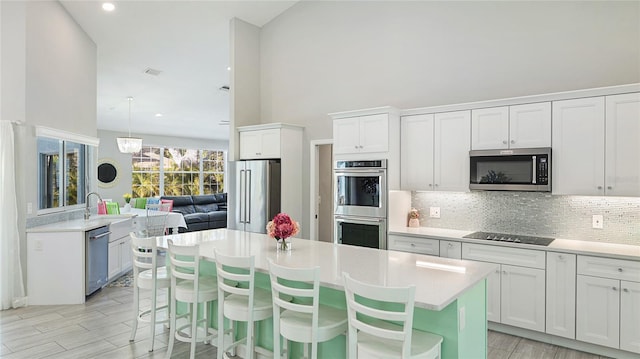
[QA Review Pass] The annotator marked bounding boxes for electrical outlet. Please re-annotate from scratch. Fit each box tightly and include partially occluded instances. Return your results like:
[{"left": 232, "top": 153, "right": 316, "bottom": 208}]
[
  {"left": 430, "top": 207, "right": 441, "bottom": 218},
  {"left": 592, "top": 215, "right": 604, "bottom": 229}
]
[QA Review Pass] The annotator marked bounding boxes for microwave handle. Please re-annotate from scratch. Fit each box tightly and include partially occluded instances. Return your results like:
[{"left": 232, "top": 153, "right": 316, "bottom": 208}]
[{"left": 532, "top": 156, "right": 537, "bottom": 184}]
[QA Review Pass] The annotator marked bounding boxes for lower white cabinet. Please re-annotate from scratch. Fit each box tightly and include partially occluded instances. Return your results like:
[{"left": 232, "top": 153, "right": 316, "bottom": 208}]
[
  {"left": 546, "top": 252, "right": 576, "bottom": 339},
  {"left": 576, "top": 255, "right": 640, "bottom": 354},
  {"left": 439, "top": 240, "right": 462, "bottom": 259},
  {"left": 462, "top": 243, "right": 546, "bottom": 332},
  {"left": 108, "top": 219, "right": 133, "bottom": 281},
  {"left": 620, "top": 280, "right": 640, "bottom": 354},
  {"left": 388, "top": 234, "right": 439, "bottom": 256}
]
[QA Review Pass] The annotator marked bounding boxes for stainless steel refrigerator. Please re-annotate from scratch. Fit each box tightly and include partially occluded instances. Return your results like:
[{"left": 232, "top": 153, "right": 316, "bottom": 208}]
[{"left": 228, "top": 159, "right": 281, "bottom": 233}]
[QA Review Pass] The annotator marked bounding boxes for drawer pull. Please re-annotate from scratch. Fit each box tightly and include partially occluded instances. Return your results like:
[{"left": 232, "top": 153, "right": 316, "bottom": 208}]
[{"left": 618, "top": 268, "right": 623, "bottom": 272}]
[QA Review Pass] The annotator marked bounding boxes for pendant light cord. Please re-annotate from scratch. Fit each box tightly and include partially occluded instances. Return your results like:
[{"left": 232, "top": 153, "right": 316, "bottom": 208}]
[{"left": 127, "top": 96, "right": 133, "bottom": 137}]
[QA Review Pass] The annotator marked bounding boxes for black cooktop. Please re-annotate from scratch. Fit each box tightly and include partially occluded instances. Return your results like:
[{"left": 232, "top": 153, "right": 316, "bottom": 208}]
[{"left": 463, "top": 231, "right": 555, "bottom": 246}]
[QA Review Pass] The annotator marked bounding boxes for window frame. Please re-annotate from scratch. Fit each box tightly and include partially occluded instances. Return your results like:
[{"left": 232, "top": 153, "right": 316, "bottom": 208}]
[{"left": 35, "top": 126, "right": 98, "bottom": 215}]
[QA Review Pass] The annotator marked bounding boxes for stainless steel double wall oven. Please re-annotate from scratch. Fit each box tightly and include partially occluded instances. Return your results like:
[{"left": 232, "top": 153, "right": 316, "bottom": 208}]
[{"left": 334, "top": 160, "right": 387, "bottom": 249}]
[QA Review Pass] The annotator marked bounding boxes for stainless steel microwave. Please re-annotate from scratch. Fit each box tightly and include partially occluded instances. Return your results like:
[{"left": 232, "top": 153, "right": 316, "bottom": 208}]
[{"left": 469, "top": 148, "right": 551, "bottom": 192}]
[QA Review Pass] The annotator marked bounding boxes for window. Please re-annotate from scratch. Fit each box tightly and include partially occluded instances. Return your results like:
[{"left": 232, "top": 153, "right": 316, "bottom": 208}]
[
  {"left": 132, "top": 145, "right": 225, "bottom": 197},
  {"left": 36, "top": 127, "right": 96, "bottom": 211}
]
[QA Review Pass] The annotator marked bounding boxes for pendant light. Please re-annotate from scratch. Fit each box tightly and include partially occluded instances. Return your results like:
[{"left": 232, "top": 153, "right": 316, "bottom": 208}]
[{"left": 116, "top": 97, "right": 142, "bottom": 153}]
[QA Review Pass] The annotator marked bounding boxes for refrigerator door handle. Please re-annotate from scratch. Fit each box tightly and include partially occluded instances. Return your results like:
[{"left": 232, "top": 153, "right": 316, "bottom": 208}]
[
  {"left": 239, "top": 169, "right": 246, "bottom": 223},
  {"left": 246, "top": 169, "right": 252, "bottom": 224}
]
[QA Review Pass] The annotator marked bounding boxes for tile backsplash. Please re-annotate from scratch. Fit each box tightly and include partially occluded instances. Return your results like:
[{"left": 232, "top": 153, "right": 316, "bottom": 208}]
[{"left": 411, "top": 191, "right": 640, "bottom": 245}]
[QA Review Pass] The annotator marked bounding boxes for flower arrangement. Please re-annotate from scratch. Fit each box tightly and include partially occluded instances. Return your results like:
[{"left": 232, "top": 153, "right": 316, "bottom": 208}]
[
  {"left": 267, "top": 213, "right": 300, "bottom": 250},
  {"left": 123, "top": 193, "right": 132, "bottom": 204}
]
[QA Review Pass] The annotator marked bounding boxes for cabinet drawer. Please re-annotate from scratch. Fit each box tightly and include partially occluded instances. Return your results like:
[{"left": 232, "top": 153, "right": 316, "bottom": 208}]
[
  {"left": 440, "top": 240, "right": 462, "bottom": 259},
  {"left": 577, "top": 255, "right": 640, "bottom": 282},
  {"left": 462, "top": 243, "right": 546, "bottom": 269},
  {"left": 109, "top": 218, "right": 132, "bottom": 241},
  {"left": 388, "top": 235, "right": 439, "bottom": 256}
]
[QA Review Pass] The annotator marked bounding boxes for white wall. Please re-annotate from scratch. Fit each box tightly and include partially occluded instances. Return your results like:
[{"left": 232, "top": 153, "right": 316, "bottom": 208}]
[
  {"left": 258, "top": 1, "right": 640, "bottom": 237},
  {"left": 1, "top": 1, "right": 97, "bottom": 288},
  {"left": 97, "top": 129, "right": 229, "bottom": 205}
]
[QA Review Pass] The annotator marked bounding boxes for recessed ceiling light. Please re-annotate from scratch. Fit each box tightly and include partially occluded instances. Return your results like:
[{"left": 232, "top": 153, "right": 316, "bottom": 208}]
[
  {"left": 102, "top": 3, "right": 115, "bottom": 12},
  {"left": 155, "top": 113, "right": 163, "bottom": 117}
]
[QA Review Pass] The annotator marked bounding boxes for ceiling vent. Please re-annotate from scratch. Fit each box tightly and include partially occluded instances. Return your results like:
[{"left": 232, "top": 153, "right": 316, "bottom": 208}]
[{"left": 143, "top": 67, "right": 162, "bottom": 76}]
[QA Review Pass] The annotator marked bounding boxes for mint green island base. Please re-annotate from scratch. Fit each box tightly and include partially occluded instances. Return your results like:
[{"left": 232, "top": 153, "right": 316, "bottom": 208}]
[{"left": 162, "top": 229, "right": 493, "bottom": 359}]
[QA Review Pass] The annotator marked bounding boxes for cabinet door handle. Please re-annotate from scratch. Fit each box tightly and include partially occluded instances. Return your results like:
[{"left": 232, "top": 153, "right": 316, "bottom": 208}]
[
  {"left": 510, "top": 140, "right": 515, "bottom": 144},
  {"left": 503, "top": 270, "right": 508, "bottom": 275},
  {"left": 428, "top": 184, "right": 433, "bottom": 187},
  {"left": 597, "top": 186, "right": 603, "bottom": 190},
  {"left": 558, "top": 255, "right": 564, "bottom": 260},
  {"left": 623, "top": 288, "right": 629, "bottom": 293},
  {"left": 495, "top": 270, "right": 500, "bottom": 274},
  {"left": 410, "top": 243, "right": 416, "bottom": 247},
  {"left": 607, "top": 186, "right": 613, "bottom": 190},
  {"left": 618, "top": 268, "right": 623, "bottom": 272},
  {"left": 434, "top": 184, "right": 439, "bottom": 187},
  {"left": 448, "top": 243, "right": 453, "bottom": 248},
  {"left": 502, "top": 140, "right": 507, "bottom": 144},
  {"left": 613, "top": 287, "right": 618, "bottom": 291}
]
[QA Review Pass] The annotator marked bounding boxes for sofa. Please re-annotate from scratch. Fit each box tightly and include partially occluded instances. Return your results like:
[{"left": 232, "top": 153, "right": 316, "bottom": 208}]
[{"left": 160, "top": 194, "right": 227, "bottom": 233}]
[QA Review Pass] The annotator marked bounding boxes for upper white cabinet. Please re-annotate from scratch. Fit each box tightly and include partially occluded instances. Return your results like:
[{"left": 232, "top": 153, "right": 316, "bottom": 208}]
[
  {"left": 471, "top": 102, "right": 551, "bottom": 150},
  {"left": 605, "top": 93, "right": 640, "bottom": 197},
  {"left": 401, "top": 110, "right": 470, "bottom": 192},
  {"left": 333, "top": 113, "right": 389, "bottom": 154},
  {"left": 239, "top": 128, "right": 282, "bottom": 159},
  {"left": 553, "top": 93, "right": 640, "bottom": 196}
]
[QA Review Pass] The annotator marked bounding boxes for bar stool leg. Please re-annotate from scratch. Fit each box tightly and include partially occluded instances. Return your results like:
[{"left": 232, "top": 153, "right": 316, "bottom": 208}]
[
  {"left": 129, "top": 283, "right": 139, "bottom": 342},
  {"left": 166, "top": 295, "right": 177, "bottom": 358}
]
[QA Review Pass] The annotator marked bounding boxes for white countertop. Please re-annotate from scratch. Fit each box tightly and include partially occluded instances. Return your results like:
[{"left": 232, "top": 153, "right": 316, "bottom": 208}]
[
  {"left": 389, "top": 226, "right": 640, "bottom": 261},
  {"left": 27, "top": 215, "right": 135, "bottom": 233},
  {"left": 158, "top": 229, "right": 497, "bottom": 311}
]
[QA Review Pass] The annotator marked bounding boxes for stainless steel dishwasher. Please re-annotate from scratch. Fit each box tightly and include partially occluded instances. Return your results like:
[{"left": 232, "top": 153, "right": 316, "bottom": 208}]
[{"left": 86, "top": 226, "right": 110, "bottom": 296}]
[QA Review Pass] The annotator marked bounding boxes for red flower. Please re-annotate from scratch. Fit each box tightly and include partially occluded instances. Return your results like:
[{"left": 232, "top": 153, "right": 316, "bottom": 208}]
[{"left": 266, "top": 213, "right": 300, "bottom": 240}]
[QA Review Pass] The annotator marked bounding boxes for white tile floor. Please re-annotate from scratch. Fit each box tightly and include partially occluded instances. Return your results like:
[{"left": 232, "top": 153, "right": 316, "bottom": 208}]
[{"left": 0, "top": 285, "right": 613, "bottom": 358}]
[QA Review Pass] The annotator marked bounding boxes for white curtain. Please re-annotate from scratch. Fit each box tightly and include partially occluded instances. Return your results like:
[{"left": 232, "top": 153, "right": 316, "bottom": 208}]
[{"left": 0, "top": 120, "right": 26, "bottom": 310}]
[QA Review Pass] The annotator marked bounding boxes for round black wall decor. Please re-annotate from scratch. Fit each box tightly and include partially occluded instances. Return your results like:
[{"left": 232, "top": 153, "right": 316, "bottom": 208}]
[{"left": 97, "top": 159, "right": 119, "bottom": 188}]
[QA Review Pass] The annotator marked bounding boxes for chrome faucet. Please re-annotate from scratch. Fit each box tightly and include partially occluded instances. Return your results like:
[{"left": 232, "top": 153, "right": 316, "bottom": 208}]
[{"left": 85, "top": 192, "right": 103, "bottom": 220}]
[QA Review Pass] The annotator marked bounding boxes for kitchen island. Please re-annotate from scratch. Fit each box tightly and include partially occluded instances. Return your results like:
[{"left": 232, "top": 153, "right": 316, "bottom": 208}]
[{"left": 159, "top": 229, "right": 497, "bottom": 358}]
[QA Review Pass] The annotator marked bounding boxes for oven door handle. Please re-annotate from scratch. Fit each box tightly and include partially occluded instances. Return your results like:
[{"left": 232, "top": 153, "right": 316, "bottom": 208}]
[
  {"left": 335, "top": 216, "right": 384, "bottom": 225},
  {"left": 334, "top": 169, "right": 386, "bottom": 175}
]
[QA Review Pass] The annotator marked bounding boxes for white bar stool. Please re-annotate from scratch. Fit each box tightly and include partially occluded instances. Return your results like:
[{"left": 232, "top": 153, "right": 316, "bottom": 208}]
[
  {"left": 343, "top": 273, "right": 443, "bottom": 359},
  {"left": 129, "top": 231, "right": 171, "bottom": 352},
  {"left": 166, "top": 239, "right": 218, "bottom": 359},
  {"left": 214, "top": 250, "right": 273, "bottom": 359},
  {"left": 269, "top": 260, "right": 348, "bottom": 359}
]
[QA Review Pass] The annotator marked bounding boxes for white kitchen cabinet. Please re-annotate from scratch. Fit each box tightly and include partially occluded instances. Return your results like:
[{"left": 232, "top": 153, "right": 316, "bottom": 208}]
[
  {"left": 471, "top": 103, "right": 551, "bottom": 150},
  {"left": 400, "top": 110, "right": 470, "bottom": 192},
  {"left": 333, "top": 113, "right": 389, "bottom": 154},
  {"left": 471, "top": 106, "right": 509, "bottom": 150},
  {"left": 546, "top": 252, "right": 576, "bottom": 339},
  {"left": 387, "top": 234, "right": 439, "bottom": 256},
  {"left": 108, "top": 218, "right": 133, "bottom": 281},
  {"left": 509, "top": 102, "right": 552, "bottom": 149},
  {"left": 239, "top": 128, "right": 281, "bottom": 159},
  {"left": 605, "top": 93, "right": 640, "bottom": 197},
  {"left": 462, "top": 243, "right": 546, "bottom": 332},
  {"left": 576, "top": 255, "right": 640, "bottom": 353},
  {"left": 620, "top": 280, "right": 640, "bottom": 354},
  {"left": 552, "top": 94, "right": 640, "bottom": 196},
  {"left": 576, "top": 275, "right": 620, "bottom": 349},
  {"left": 439, "top": 240, "right": 462, "bottom": 259}
]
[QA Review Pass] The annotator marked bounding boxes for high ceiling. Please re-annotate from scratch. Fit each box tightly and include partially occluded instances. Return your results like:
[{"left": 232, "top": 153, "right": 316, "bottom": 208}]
[{"left": 61, "top": 1, "right": 296, "bottom": 141}]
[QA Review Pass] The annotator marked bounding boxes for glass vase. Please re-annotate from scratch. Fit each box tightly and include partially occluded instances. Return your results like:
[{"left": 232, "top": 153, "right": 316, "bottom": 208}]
[{"left": 276, "top": 238, "right": 292, "bottom": 251}]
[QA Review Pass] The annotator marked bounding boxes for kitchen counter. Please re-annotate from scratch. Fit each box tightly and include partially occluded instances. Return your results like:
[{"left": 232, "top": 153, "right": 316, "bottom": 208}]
[
  {"left": 159, "top": 228, "right": 495, "bottom": 358},
  {"left": 27, "top": 214, "right": 135, "bottom": 233},
  {"left": 389, "top": 226, "right": 640, "bottom": 261}
]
